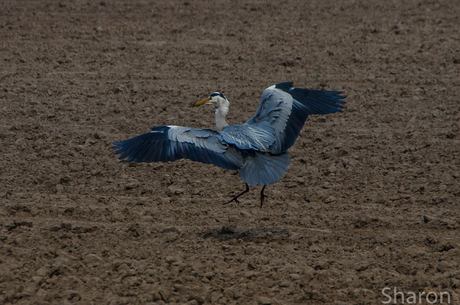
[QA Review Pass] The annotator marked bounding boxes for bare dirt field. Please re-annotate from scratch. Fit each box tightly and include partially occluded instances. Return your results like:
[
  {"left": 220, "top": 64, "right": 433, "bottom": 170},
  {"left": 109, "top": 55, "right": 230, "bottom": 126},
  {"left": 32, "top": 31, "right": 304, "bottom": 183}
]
[{"left": 1, "top": 0, "right": 459, "bottom": 304}]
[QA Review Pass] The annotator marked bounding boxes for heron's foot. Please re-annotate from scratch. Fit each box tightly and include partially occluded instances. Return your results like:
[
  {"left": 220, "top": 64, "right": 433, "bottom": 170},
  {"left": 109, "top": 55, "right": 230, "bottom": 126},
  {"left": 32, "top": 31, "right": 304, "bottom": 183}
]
[
  {"left": 260, "top": 195, "right": 267, "bottom": 208},
  {"left": 225, "top": 197, "right": 240, "bottom": 205},
  {"left": 259, "top": 186, "right": 267, "bottom": 208},
  {"left": 224, "top": 183, "right": 249, "bottom": 205}
]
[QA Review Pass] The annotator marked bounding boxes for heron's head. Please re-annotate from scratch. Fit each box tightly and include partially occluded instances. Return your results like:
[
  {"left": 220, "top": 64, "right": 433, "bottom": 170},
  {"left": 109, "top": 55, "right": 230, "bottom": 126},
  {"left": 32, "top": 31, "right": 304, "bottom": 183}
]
[{"left": 194, "top": 92, "right": 228, "bottom": 107}]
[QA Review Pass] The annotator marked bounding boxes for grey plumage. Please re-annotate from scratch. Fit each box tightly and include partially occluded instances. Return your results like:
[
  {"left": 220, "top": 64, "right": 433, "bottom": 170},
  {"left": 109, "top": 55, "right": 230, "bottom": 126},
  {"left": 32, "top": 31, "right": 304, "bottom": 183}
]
[{"left": 112, "top": 82, "right": 346, "bottom": 206}]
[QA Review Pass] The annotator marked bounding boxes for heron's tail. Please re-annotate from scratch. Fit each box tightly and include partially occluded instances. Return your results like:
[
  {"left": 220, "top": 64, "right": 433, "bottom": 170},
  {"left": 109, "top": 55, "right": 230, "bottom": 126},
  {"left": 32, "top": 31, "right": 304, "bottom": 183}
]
[{"left": 238, "top": 152, "right": 290, "bottom": 187}]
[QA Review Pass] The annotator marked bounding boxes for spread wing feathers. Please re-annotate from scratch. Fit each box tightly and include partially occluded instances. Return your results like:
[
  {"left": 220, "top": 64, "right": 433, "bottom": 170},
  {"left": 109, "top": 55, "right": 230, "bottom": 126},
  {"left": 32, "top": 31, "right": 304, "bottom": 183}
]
[
  {"left": 112, "top": 126, "right": 244, "bottom": 170},
  {"left": 277, "top": 82, "right": 346, "bottom": 115},
  {"left": 221, "top": 121, "right": 275, "bottom": 151},
  {"left": 238, "top": 151, "right": 290, "bottom": 187},
  {"left": 246, "top": 82, "right": 346, "bottom": 154}
]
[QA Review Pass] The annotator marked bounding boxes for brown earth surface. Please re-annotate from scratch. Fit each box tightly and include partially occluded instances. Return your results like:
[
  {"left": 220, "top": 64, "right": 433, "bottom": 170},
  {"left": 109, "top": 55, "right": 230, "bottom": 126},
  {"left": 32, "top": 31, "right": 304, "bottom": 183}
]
[{"left": 1, "top": 0, "right": 460, "bottom": 304}]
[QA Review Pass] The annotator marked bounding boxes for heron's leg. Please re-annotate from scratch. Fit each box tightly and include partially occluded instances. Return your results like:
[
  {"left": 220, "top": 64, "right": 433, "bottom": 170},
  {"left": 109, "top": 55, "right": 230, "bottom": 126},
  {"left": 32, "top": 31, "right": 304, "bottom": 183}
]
[
  {"left": 260, "top": 186, "right": 268, "bottom": 208},
  {"left": 225, "top": 183, "right": 250, "bottom": 205}
]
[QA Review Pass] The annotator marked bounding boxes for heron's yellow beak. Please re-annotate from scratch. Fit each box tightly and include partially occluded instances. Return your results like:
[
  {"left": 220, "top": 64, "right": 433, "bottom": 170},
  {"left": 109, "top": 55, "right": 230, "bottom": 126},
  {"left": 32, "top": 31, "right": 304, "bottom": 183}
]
[{"left": 194, "top": 97, "right": 210, "bottom": 106}]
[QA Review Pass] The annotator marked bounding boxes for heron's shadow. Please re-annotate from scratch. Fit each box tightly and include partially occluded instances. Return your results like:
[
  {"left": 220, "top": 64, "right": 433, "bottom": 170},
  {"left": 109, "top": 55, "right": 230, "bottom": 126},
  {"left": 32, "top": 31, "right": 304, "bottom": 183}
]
[{"left": 203, "top": 224, "right": 289, "bottom": 242}]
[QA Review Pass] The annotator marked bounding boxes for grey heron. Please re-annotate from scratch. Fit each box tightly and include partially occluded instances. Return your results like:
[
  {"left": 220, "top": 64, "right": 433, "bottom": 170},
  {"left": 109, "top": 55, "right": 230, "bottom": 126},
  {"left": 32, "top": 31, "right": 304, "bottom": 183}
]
[{"left": 112, "top": 82, "right": 345, "bottom": 207}]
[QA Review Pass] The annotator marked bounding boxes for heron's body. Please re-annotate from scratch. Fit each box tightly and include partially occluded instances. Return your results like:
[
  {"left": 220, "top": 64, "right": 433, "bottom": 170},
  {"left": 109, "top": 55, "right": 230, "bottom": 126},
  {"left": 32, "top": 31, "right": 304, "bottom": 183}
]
[{"left": 112, "top": 82, "right": 346, "bottom": 206}]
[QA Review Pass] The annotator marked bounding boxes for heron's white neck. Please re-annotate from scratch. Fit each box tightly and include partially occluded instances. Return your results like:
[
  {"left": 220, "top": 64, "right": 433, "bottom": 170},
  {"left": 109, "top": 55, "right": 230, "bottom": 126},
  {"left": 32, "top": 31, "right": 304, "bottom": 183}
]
[{"left": 215, "top": 97, "right": 229, "bottom": 132}]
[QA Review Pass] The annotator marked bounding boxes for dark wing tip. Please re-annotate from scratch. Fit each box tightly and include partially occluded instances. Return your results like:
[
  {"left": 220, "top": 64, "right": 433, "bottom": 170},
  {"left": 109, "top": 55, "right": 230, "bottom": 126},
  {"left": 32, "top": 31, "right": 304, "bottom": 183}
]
[
  {"left": 111, "top": 141, "right": 126, "bottom": 155},
  {"left": 274, "top": 82, "right": 346, "bottom": 110},
  {"left": 274, "top": 82, "right": 294, "bottom": 92},
  {"left": 287, "top": 87, "right": 346, "bottom": 115},
  {"left": 111, "top": 141, "right": 124, "bottom": 150}
]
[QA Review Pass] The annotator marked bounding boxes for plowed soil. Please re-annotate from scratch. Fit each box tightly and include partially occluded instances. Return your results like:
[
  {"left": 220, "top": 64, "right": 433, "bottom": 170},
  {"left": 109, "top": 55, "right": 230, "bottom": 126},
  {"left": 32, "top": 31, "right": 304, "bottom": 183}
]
[{"left": 1, "top": 1, "right": 460, "bottom": 304}]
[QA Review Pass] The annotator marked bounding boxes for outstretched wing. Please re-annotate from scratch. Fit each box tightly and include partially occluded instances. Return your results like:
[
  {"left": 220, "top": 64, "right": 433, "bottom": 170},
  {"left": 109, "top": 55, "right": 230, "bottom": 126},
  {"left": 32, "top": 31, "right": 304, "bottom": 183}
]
[
  {"left": 246, "top": 82, "right": 346, "bottom": 154},
  {"left": 221, "top": 121, "right": 275, "bottom": 152},
  {"left": 112, "top": 126, "right": 244, "bottom": 170}
]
